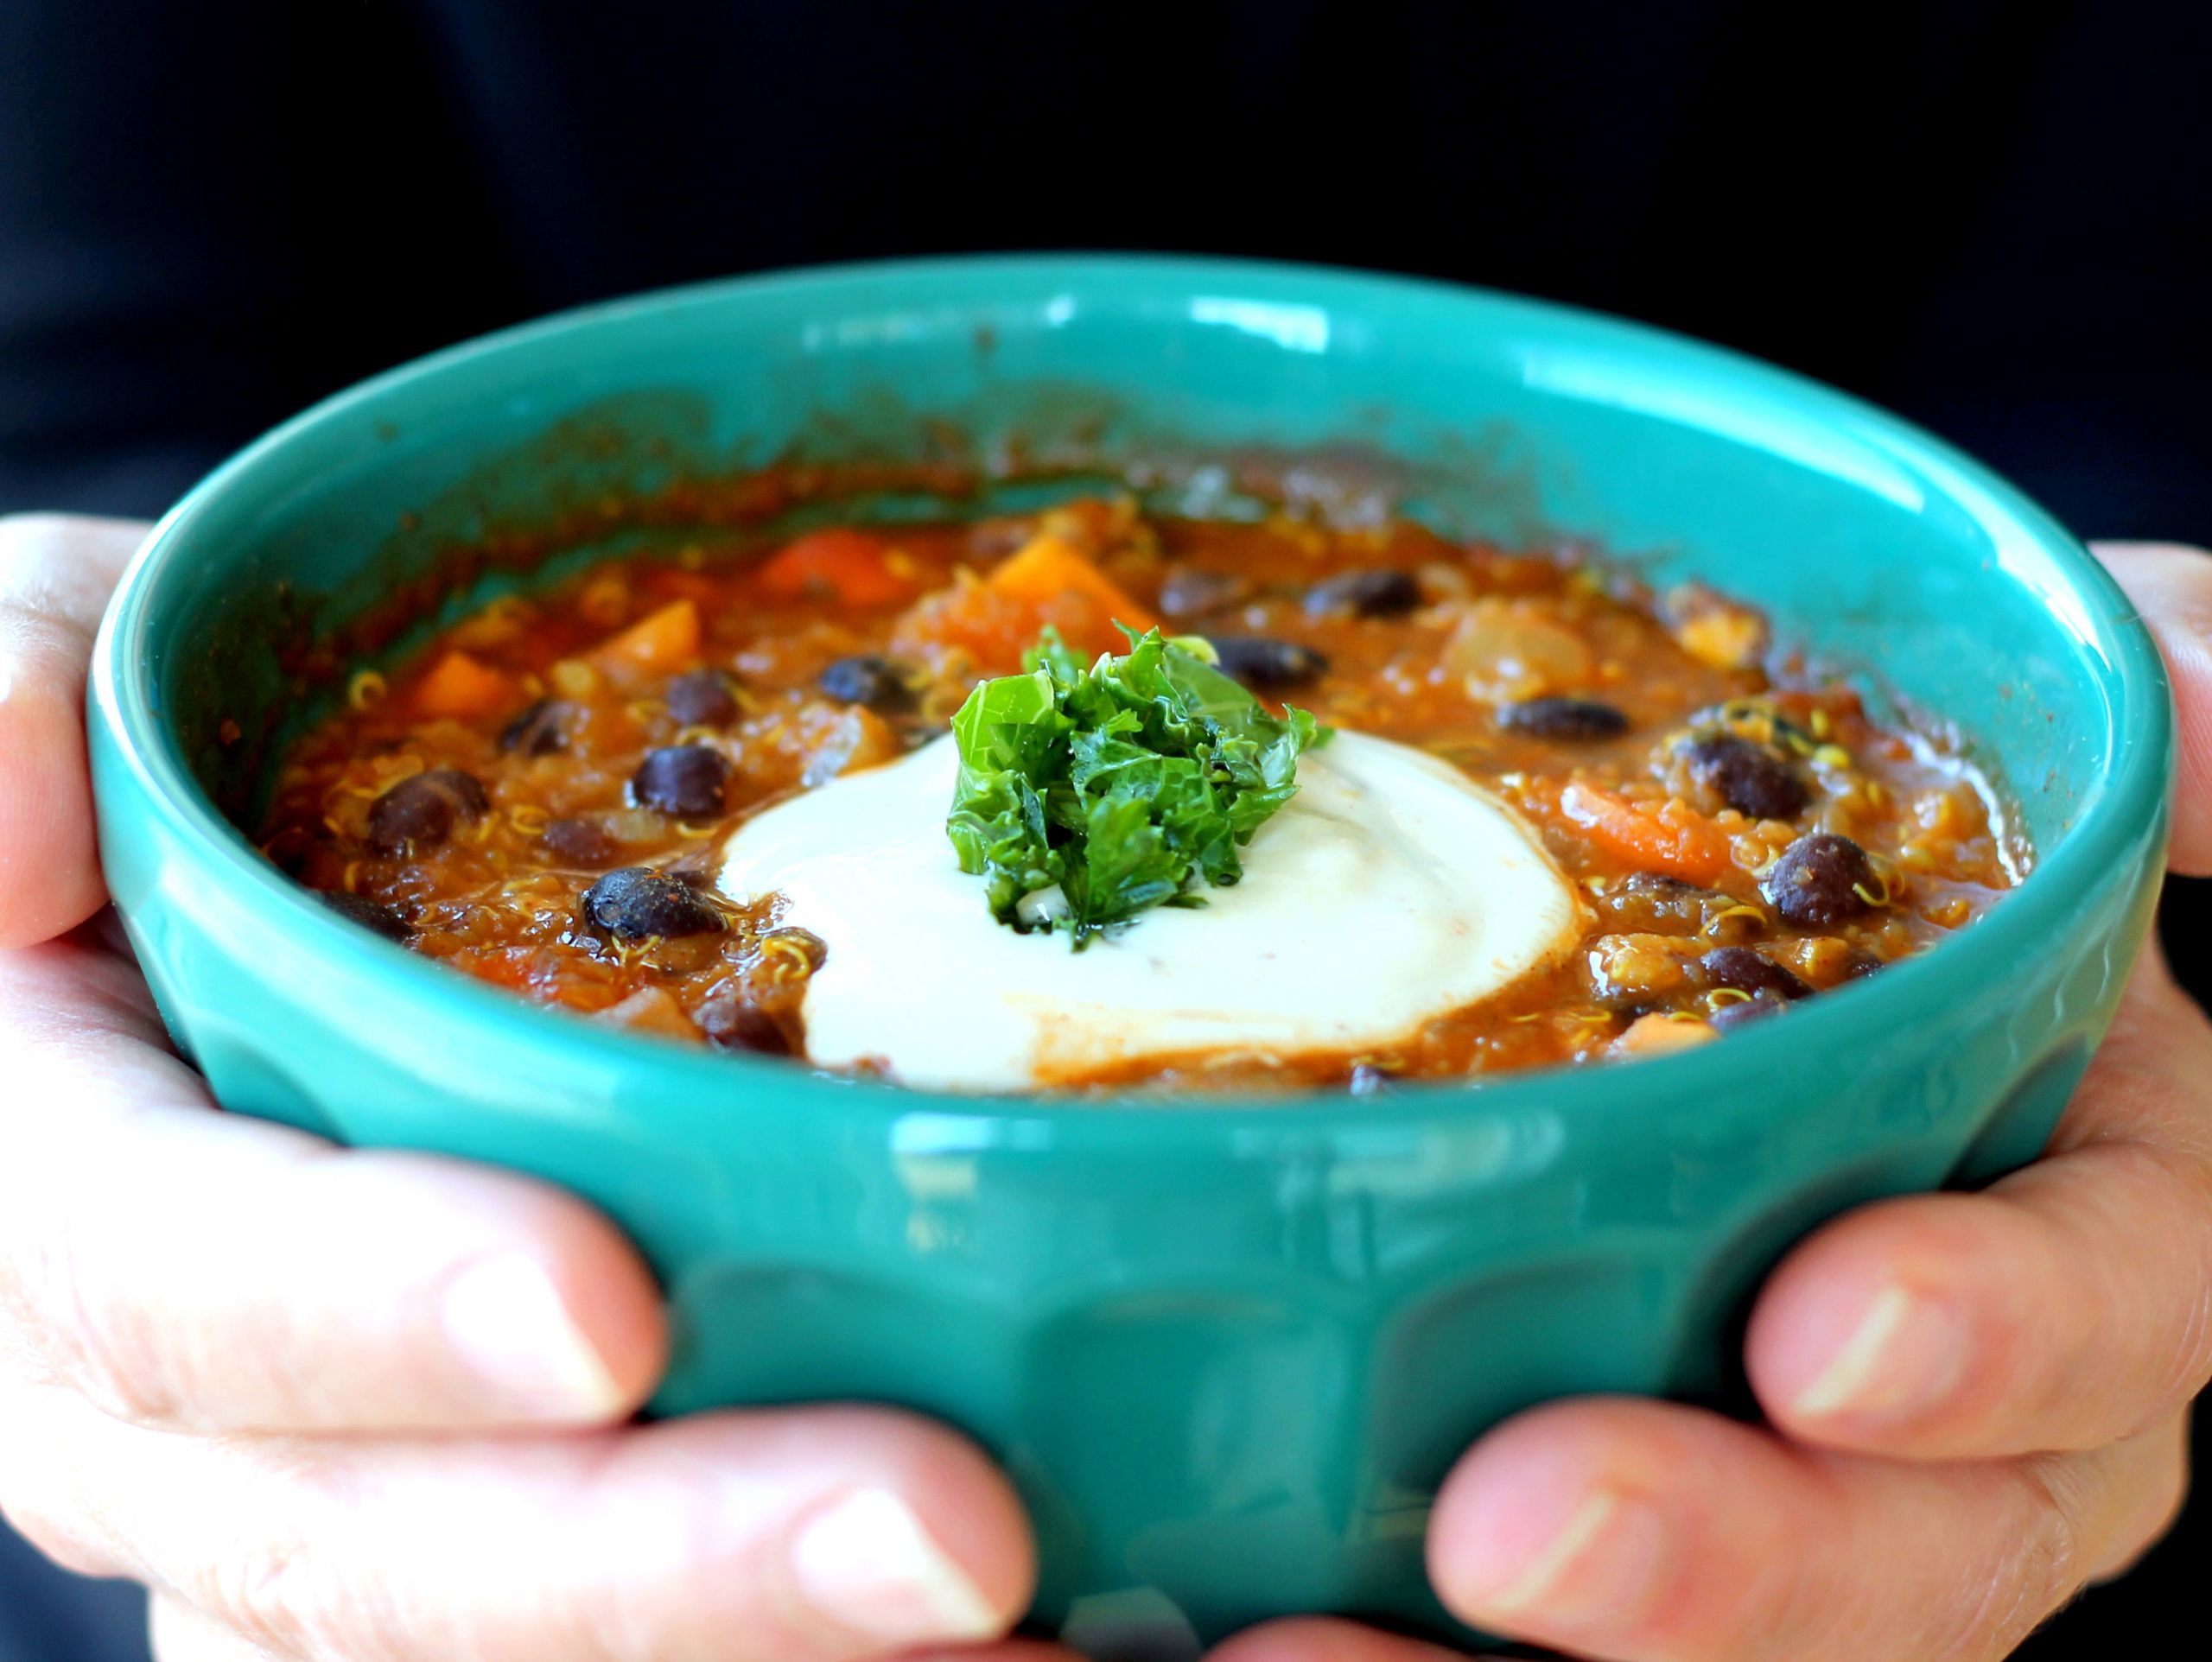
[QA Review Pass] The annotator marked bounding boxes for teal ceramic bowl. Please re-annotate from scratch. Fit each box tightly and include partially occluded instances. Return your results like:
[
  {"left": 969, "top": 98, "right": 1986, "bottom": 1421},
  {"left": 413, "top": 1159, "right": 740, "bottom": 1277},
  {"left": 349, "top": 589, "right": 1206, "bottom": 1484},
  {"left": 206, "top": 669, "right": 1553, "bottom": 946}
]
[{"left": 89, "top": 257, "right": 2170, "bottom": 1656}]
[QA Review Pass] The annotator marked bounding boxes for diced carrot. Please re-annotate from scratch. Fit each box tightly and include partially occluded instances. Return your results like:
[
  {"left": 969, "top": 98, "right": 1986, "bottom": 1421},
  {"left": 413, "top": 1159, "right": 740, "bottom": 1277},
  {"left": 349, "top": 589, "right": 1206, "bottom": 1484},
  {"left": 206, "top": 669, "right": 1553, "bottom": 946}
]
[
  {"left": 985, "top": 533, "right": 1159, "bottom": 634},
  {"left": 1613, "top": 1012, "right": 1719, "bottom": 1056},
  {"left": 1558, "top": 782, "right": 1733, "bottom": 885},
  {"left": 412, "top": 650, "right": 518, "bottom": 720},
  {"left": 754, "top": 529, "right": 912, "bottom": 606},
  {"left": 588, "top": 599, "right": 701, "bottom": 680},
  {"left": 889, "top": 533, "right": 1164, "bottom": 671}
]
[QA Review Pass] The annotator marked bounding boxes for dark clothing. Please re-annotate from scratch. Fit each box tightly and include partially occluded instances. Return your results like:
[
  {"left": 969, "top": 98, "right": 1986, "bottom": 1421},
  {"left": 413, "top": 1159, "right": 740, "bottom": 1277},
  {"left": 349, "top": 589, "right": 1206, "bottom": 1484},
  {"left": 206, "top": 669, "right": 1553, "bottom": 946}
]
[
  {"left": 3, "top": 1, "right": 2209, "bottom": 535},
  {"left": 0, "top": 1528, "right": 144, "bottom": 1662},
  {"left": 1, "top": 4, "right": 2205, "bottom": 1658}
]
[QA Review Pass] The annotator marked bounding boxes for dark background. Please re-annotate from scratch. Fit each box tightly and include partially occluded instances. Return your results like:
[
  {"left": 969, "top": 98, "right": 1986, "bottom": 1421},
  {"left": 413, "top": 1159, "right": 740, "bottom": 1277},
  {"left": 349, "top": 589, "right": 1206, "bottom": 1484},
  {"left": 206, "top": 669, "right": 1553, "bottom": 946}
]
[{"left": 2, "top": 2, "right": 2204, "bottom": 1656}]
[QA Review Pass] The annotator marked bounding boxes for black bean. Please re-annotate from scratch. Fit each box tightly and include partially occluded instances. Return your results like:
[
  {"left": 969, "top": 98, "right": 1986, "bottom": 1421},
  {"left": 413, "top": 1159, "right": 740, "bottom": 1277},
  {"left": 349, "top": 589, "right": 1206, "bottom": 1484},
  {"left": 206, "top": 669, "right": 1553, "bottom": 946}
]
[
  {"left": 1499, "top": 696, "right": 1630, "bottom": 740},
  {"left": 1680, "top": 732, "right": 1808, "bottom": 821},
  {"left": 582, "top": 867, "right": 726, "bottom": 940},
  {"left": 1304, "top": 568, "right": 1421, "bottom": 618},
  {"left": 317, "top": 890, "right": 411, "bottom": 944},
  {"left": 664, "top": 669, "right": 739, "bottom": 728},
  {"left": 818, "top": 654, "right": 913, "bottom": 710},
  {"left": 1158, "top": 566, "right": 1248, "bottom": 618},
  {"left": 1208, "top": 635, "right": 1331, "bottom": 688},
  {"left": 1763, "top": 832, "right": 1877, "bottom": 927},
  {"left": 1711, "top": 992, "right": 1790, "bottom": 1031},
  {"left": 499, "top": 699, "right": 570, "bottom": 757},
  {"left": 542, "top": 815, "right": 617, "bottom": 867},
  {"left": 632, "top": 745, "right": 730, "bottom": 818},
  {"left": 366, "top": 769, "right": 488, "bottom": 855},
  {"left": 698, "top": 997, "right": 793, "bottom": 1056},
  {"left": 1699, "top": 946, "right": 1811, "bottom": 1000}
]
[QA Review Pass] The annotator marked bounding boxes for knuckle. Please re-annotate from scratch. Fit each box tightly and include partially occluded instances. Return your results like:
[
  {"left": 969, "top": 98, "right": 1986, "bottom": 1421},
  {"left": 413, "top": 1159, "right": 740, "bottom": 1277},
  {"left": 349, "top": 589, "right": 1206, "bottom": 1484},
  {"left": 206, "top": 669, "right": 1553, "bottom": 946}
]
[
  {"left": 2101, "top": 1144, "right": 2212, "bottom": 1414},
  {"left": 66, "top": 1335, "right": 186, "bottom": 1430},
  {"left": 2157, "top": 1264, "right": 2212, "bottom": 1419},
  {"left": 194, "top": 1484, "right": 416, "bottom": 1662},
  {"left": 33, "top": 1234, "right": 190, "bottom": 1428},
  {"left": 0, "top": 581, "right": 85, "bottom": 664},
  {"left": 198, "top": 1526, "right": 327, "bottom": 1659},
  {"left": 2025, "top": 1132, "right": 2212, "bottom": 1433},
  {"left": 0, "top": 1153, "right": 232, "bottom": 1431},
  {"left": 194, "top": 1451, "right": 429, "bottom": 1662},
  {"left": 1938, "top": 1459, "right": 2094, "bottom": 1659},
  {"left": 0, "top": 512, "right": 142, "bottom": 617}
]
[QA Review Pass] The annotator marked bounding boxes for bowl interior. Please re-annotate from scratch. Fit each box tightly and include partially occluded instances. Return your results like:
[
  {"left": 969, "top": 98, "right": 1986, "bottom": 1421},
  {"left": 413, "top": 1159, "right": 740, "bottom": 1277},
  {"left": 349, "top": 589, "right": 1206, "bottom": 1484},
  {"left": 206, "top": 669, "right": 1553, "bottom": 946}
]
[{"left": 106, "top": 256, "right": 2160, "bottom": 1119}]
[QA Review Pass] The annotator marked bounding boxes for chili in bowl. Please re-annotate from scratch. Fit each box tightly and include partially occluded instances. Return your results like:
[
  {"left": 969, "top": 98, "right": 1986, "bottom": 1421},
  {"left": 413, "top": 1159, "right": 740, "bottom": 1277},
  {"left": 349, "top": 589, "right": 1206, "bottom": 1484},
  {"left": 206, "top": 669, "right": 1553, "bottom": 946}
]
[
  {"left": 88, "top": 257, "right": 2170, "bottom": 1652},
  {"left": 267, "top": 494, "right": 2024, "bottom": 1093}
]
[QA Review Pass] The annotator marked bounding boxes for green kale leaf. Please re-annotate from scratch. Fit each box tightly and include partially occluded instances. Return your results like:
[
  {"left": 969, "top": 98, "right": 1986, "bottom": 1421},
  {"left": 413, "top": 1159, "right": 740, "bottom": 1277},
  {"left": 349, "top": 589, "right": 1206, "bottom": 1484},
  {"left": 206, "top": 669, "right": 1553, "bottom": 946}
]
[{"left": 945, "top": 627, "right": 1327, "bottom": 945}]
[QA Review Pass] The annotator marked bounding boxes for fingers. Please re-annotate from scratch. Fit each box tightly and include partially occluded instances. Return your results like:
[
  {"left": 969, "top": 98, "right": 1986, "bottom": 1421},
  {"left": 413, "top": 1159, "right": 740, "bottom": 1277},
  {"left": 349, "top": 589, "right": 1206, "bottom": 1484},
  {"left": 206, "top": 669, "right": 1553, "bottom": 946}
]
[
  {"left": 1747, "top": 948, "right": 2212, "bottom": 1458},
  {"left": 1425, "top": 1396, "right": 2187, "bottom": 1662},
  {"left": 1208, "top": 1615, "right": 1474, "bottom": 1660},
  {"left": 0, "top": 936, "right": 665, "bottom": 1430},
  {"left": 9, "top": 1387, "right": 1033, "bottom": 1662},
  {"left": 147, "top": 1603, "right": 1077, "bottom": 1662},
  {"left": 2091, "top": 540, "right": 2212, "bottom": 874},
  {"left": 0, "top": 513, "right": 150, "bottom": 947}
]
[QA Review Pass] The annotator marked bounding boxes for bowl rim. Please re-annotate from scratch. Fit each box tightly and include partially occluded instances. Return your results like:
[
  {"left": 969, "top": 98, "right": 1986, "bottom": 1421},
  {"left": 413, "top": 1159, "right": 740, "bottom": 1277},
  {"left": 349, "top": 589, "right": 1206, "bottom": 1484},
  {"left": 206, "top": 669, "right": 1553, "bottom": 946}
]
[{"left": 90, "top": 252, "right": 2174, "bottom": 1144}]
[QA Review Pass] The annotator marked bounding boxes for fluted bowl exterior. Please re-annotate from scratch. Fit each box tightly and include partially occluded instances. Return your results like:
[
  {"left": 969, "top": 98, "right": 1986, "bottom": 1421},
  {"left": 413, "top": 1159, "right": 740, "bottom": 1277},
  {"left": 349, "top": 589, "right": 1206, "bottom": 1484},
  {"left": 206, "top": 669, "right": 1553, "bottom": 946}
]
[{"left": 89, "top": 257, "right": 2171, "bottom": 1652}]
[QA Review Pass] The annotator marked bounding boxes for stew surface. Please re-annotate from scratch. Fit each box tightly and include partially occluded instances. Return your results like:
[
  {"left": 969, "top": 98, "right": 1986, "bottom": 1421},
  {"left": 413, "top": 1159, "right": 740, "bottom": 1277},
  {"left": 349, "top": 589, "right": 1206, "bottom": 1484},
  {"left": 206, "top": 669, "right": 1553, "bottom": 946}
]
[{"left": 263, "top": 497, "right": 2023, "bottom": 1090}]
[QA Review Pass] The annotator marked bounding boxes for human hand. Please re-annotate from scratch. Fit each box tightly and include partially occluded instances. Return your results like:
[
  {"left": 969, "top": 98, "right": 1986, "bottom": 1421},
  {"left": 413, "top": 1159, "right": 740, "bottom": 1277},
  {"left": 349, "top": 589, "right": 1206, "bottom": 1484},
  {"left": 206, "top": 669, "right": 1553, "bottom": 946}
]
[
  {"left": 10, "top": 514, "right": 2196, "bottom": 1662},
  {"left": 0, "top": 513, "right": 1046, "bottom": 1662},
  {"left": 1204, "top": 542, "right": 2212, "bottom": 1660}
]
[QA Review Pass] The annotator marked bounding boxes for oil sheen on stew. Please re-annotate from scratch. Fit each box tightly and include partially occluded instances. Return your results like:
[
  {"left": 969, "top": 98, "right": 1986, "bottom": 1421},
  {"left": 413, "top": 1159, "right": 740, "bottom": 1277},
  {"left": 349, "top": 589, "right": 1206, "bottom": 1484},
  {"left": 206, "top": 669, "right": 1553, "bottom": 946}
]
[{"left": 262, "top": 497, "right": 2025, "bottom": 1094}]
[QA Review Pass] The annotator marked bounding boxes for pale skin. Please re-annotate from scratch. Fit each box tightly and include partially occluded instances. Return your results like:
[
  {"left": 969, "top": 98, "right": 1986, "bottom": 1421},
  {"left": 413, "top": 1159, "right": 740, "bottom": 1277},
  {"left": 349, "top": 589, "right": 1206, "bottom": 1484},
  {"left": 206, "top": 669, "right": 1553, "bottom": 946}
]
[{"left": 0, "top": 514, "right": 2206, "bottom": 1662}]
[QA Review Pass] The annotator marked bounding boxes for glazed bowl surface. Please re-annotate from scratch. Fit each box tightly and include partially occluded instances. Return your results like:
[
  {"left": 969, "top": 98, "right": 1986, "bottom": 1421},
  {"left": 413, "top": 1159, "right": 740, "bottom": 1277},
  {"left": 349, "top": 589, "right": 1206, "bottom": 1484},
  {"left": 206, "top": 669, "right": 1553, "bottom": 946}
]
[{"left": 88, "top": 256, "right": 2171, "bottom": 1654}]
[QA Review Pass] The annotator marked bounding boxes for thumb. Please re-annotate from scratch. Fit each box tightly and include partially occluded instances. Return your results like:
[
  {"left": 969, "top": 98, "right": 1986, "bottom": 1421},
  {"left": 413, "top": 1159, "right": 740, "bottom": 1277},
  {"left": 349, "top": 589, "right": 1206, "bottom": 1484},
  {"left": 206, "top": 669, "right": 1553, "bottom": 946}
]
[
  {"left": 0, "top": 513, "right": 152, "bottom": 947},
  {"left": 2092, "top": 540, "right": 2212, "bottom": 875}
]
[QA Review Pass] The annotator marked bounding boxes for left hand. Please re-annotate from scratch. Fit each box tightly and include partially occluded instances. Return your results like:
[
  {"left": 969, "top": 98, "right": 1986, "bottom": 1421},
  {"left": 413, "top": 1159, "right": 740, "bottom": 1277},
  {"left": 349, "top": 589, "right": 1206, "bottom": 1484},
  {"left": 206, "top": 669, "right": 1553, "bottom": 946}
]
[
  {"left": 0, "top": 517, "right": 1048, "bottom": 1662},
  {"left": 1185, "top": 542, "right": 2209, "bottom": 1662}
]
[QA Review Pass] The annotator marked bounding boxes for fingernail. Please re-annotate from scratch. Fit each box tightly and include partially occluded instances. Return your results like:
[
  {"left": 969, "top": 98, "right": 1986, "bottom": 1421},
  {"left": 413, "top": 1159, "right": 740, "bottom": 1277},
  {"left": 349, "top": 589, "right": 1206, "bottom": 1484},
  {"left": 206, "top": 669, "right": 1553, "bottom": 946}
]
[
  {"left": 439, "top": 1254, "right": 621, "bottom": 1414},
  {"left": 1792, "top": 1283, "right": 1966, "bottom": 1421},
  {"left": 789, "top": 1488, "right": 1001, "bottom": 1646},
  {"left": 1459, "top": 1486, "right": 1667, "bottom": 1626}
]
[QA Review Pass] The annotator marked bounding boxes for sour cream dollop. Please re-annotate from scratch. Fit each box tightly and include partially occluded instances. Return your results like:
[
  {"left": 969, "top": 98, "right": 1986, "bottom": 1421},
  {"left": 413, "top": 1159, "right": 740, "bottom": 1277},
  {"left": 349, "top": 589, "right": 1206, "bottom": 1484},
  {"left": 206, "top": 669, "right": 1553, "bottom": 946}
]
[{"left": 717, "top": 731, "right": 1583, "bottom": 1090}]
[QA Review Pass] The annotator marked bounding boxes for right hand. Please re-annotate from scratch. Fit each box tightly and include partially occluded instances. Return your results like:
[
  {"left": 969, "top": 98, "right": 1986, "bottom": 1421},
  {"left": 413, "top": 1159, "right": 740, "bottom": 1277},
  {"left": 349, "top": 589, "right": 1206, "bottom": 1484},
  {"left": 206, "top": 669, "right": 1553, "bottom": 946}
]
[{"left": 0, "top": 513, "right": 1048, "bottom": 1662}]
